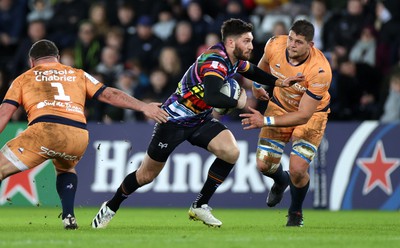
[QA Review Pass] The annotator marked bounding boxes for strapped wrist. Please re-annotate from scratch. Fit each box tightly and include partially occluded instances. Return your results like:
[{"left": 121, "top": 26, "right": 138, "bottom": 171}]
[{"left": 263, "top": 116, "right": 275, "bottom": 126}]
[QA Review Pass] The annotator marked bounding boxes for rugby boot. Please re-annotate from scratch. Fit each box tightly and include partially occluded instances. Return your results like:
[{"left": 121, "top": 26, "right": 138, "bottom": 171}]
[
  {"left": 91, "top": 201, "right": 116, "bottom": 228},
  {"left": 266, "top": 172, "right": 289, "bottom": 207},
  {"left": 286, "top": 211, "right": 304, "bottom": 227},
  {"left": 188, "top": 204, "right": 222, "bottom": 227},
  {"left": 63, "top": 214, "right": 78, "bottom": 230}
]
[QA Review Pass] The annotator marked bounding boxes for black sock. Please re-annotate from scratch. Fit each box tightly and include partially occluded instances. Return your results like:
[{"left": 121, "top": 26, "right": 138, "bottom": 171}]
[
  {"left": 193, "top": 158, "right": 234, "bottom": 207},
  {"left": 107, "top": 171, "right": 140, "bottom": 212},
  {"left": 263, "top": 164, "right": 289, "bottom": 186},
  {"left": 56, "top": 172, "right": 78, "bottom": 219},
  {"left": 288, "top": 179, "right": 309, "bottom": 213}
]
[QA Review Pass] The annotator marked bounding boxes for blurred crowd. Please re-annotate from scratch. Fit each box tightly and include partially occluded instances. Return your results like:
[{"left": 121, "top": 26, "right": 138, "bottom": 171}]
[{"left": 0, "top": 0, "right": 399, "bottom": 123}]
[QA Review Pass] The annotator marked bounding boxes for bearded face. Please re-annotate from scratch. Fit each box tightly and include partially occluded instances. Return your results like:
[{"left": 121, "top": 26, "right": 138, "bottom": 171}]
[
  {"left": 232, "top": 32, "right": 253, "bottom": 61},
  {"left": 233, "top": 45, "right": 251, "bottom": 61}
]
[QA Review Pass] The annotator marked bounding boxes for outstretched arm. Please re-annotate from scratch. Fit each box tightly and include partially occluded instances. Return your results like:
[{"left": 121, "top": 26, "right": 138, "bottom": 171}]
[
  {"left": 97, "top": 87, "right": 169, "bottom": 123},
  {"left": 0, "top": 103, "right": 18, "bottom": 133},
  {"left": 240, "top": 63, "right": 278, "bottom": 87},
  {"left": 240, "top": 93, "right": 319, "bottom": 129},
  {"left": 242, "top": 63, "right": 304, "bottom": 102},
  {"left": 241, "top": 63, "right": 304, "bottom": 88}
]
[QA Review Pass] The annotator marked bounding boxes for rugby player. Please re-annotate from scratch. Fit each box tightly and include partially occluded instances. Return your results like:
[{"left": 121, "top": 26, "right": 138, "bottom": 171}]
[
  {"left": 240, "top": 20, "right": 332, "bottom": 227},
  {"left": 0, "top": 39, "right": 168, "bottom": 229}
]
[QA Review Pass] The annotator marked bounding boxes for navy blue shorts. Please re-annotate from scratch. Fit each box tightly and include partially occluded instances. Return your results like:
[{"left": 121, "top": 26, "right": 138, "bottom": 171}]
[{"left": 147, "top": 118, "right": 227, "bottom": 162}]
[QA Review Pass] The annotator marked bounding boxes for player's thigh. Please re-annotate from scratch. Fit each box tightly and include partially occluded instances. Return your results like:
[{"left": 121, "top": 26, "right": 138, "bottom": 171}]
[
  {"left": 188, "top": 118, "right": 228, "bottom": 150},
  {"left": 50, "top": 125, "right": 89, "bottom": 172},
  {"left": 208, "top": 129, "right": 239, "bottom": 163},
  {"left": 291, "top": 111, "right": 328, "bottom": 164},
  {"left": 188, "top": 119, "right": 239, "bottom": 163},
  {"left": 147, "top": 122, "right": 187, "bottom": 162}
]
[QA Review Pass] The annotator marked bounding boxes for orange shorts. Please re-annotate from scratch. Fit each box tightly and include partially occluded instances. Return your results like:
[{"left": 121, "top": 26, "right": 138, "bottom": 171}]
[
  {"left": 256, "top": 101, "right": 328, "bottom": 164},
  {"left": 2, "top": 122, "right": 89, "bottom": 172}
]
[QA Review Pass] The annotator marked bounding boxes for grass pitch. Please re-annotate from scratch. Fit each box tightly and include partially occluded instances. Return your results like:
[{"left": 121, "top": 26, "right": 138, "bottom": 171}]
[{"left": 0, "top": 207, "right": 398, "bottom": 248}]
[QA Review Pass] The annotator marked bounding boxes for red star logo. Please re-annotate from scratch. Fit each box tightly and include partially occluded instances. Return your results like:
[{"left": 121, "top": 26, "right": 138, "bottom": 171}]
[
  {"left": 0, "top": 162, "right": 48, "bottom": 205},
  {"left": 357, "top": 141, "right": 399, "bottom": 195}
]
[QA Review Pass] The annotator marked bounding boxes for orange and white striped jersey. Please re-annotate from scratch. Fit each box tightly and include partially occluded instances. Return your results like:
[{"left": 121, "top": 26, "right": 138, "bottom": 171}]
[
  {"left": 3, "top": 62, "right": 105, "bottom": 125},
  {"left": 264, "top": 36, "right": 332, "bottom": 112}
]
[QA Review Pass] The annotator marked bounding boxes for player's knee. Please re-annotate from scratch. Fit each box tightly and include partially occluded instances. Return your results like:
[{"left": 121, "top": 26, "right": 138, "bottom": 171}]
[
  {"left": 225, "top": 145, "right": 240, "bottom": 164},
  {"left": 0, "top": 163, "right": 7, "bottom": 181},
  {"left": 256, "top": 149, "right": 282, "bottom": 175},
  {"left": 288, "top": 167, "right": 308, "bottom": 184},
  {"left": 256, "top": 139, "right": 284, "bottom": 174},
  {"left": 137, "top": 171, "right": 157, "bottom": 185},
  {"left": 141, "top": 175, "right": 154, "bottom": 185},
  {"left": 230, "top": 145, "right": 240, "bottom": 162},
  {"left": 256, "top": 159, "right": 268, "bottom": 172},
  {"left": 214, "top": 144, "right": 240, "bottom": 164},
  {"left": 256, "top": 159, "right": 280, "bottom": 174},
  {"left": 0, "top": 165, "right": 12, "bottom": 181}
]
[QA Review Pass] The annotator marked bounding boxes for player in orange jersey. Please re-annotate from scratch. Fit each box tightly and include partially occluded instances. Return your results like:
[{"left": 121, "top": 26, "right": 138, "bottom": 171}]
[
  {"left": 240, "top": 20, "right": 332, "bottom": 227},
  {"left": 0, "top": 39, "right": 169, "bottom": 229}
]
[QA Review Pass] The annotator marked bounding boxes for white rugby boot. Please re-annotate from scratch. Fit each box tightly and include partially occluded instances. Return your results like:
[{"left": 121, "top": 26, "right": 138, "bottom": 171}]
[
  {"left": 188, "top": 204, "right": 222, "bottom": 227},
  {"left": 91, "top": 201, "right": 116, "bottom": 228}
]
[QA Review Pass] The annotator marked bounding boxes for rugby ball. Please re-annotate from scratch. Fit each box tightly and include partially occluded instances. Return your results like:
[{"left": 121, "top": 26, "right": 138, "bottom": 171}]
[{"left": 214, "top": 78, "right": 241, "bottom": 115}]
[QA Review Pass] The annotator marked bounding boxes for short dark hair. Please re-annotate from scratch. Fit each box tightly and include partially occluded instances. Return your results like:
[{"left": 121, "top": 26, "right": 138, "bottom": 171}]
[
  {"left": 221, "top": 18, "right": 253, "bottom": 42},
  {"left": 289, "top": 20, "right": 314, "bottom": 42},
  {"left": 29, "top": 39, "right": 59, "bottom": 60}
]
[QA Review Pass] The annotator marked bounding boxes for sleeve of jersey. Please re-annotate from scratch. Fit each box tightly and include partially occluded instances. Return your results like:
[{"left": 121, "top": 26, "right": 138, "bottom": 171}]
[
  {"left": 307, "top": 70, "right": 331, "bottom": 100},
  {"left": 236, "top": 60, "right": 250, "bottom": 73},
  {"left": 203, "top": 75, "right": 237, "bottom": 108},
  {"left": 2, "top": 79, "right": 22, "bottom": 107},
  {"left": 199, "top": 56, "right": 227, "bottom": 79},
  {"left": 84, "top": 71, "right": 107, "bottom": 99},
  {"left": 199, "top": 57, "right": 238, "bottom": 108}
]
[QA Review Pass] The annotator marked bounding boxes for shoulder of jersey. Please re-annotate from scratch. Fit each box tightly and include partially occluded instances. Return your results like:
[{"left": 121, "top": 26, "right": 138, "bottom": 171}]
[
  {"left": 207, "top": 47, "right": 226, "bottom": 58},
  {"left": 311, "top": 47, "right": 331, "bottom": 68},
  {"left": 269, "top": 35, "right": 286, "bottom": 43},
  {"left": 267, "top": 35, "right": 287, "bottom": 50}
]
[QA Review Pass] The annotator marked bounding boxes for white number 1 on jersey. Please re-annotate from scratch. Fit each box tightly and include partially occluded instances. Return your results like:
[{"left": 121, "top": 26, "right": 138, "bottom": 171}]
[{"left": 51, "top": 82, "right": 71, "bottom": 101}]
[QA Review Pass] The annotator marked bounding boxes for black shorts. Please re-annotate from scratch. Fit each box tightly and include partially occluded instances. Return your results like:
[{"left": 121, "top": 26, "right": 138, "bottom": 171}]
[{"left": 147, "top": 117, "right": 227, "bottom": 162}]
